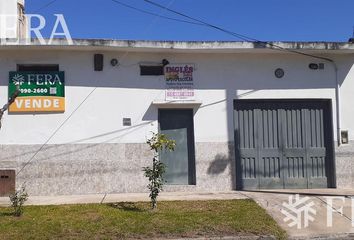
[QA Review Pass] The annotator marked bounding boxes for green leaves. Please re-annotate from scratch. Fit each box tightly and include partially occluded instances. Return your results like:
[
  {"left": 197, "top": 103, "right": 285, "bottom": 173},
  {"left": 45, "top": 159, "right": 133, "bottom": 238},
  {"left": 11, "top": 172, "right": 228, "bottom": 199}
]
[
  {"left": 143, "top": 133, "right": 176, "bottom": 210},
  {"left": 9, "top": 185, "right": 28, "bottom": 217},
  {"left": 146, "top": 133, "right": 176, "bottom": 153}
]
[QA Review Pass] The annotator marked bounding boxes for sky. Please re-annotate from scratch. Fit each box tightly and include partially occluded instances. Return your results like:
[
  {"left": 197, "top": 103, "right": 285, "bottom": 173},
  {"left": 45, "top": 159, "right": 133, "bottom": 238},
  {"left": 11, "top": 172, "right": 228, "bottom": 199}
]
[{"left": 26, "top": 0, "right": 354, "bottom": 42}]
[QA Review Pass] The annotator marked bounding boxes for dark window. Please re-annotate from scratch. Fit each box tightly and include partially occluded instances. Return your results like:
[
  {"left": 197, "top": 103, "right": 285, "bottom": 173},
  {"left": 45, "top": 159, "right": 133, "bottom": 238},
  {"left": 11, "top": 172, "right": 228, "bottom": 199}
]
[
  {"left": 140, "top": 65, "right": 164, "bottom": 76},
  {"left": 17, "top": 64, "right": 59, "bottom": 72}
]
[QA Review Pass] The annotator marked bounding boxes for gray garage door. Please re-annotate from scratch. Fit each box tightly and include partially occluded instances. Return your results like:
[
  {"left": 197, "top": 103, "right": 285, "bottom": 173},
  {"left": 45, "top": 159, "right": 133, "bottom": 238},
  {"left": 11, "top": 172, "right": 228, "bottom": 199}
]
[{"left": 234, "top": 100, "right": 334, "bottom": 190}]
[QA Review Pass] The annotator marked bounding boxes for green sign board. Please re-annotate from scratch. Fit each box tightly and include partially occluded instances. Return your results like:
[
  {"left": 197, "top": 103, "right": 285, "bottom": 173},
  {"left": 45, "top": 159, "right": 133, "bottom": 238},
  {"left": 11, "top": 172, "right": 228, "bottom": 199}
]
[{"left": 9, "top": 72, "right": 65, "bottom": 113}]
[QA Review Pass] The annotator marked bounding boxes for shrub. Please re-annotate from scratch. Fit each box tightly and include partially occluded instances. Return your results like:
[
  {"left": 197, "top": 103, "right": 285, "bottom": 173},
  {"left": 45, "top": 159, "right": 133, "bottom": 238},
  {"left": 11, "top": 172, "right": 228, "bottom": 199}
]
[
  {"left": 143, "top": 133, "right": 175, "bottom": 210},
  {"left": 9, "top": 185, "right": 28, "bottom": 217}
]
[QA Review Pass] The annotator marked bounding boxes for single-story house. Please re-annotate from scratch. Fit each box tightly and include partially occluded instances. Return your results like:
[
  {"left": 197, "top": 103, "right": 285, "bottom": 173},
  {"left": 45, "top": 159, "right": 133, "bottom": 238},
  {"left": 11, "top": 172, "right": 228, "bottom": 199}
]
[{"left": 0, "top": 39, "right": 353, "bottom": 196}]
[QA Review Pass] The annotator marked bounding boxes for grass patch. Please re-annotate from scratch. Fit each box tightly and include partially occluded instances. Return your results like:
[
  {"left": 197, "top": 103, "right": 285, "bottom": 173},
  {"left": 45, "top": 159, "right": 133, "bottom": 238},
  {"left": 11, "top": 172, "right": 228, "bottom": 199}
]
[{"left": 0, "top": 199, "right": 286, "bottom": 240}]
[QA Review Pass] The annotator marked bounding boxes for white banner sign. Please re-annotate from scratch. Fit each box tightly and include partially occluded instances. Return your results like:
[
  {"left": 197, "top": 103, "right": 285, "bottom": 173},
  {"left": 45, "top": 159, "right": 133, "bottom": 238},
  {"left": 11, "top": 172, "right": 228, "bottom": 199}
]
[{"left": 165, "top": 64, "right": 194, "bottom": 101}]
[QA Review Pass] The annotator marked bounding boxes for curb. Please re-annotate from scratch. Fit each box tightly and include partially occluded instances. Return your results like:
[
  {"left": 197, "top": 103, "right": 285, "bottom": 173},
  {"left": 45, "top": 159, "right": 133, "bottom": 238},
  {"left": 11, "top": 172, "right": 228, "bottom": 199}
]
[
  {"left": 289, "top": 233, "right": 354, "bottom": 239},
  {"left": 159, "top": 236, "right": 275, "bottom": 240}
]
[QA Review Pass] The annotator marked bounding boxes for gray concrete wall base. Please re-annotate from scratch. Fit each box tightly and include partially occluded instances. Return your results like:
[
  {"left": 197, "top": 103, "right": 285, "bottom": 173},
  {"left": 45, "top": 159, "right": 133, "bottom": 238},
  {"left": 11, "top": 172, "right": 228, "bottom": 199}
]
[
  {"left": 0, "top": 142, "right": 236, "bottom": 196},
  {"left": 335, "top": 141, "right": 354, "bottom": 189},
  {"left": 1, "top": 140, "right": 352, "bottom": 196}
]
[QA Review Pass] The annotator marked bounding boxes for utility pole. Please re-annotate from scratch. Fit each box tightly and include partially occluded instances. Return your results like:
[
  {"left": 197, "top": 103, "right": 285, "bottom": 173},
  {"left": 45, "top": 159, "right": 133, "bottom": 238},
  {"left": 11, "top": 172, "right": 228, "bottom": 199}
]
[{"left": 0, "top": 83, "right": 20, "bottom": 129}]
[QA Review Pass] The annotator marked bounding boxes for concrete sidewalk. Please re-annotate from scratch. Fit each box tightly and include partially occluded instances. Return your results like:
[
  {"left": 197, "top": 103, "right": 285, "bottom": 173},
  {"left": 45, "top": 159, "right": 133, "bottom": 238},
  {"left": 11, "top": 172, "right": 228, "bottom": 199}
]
[
  {"left": 0, "top": 191, "right": 249, "bottom": 206},
  {"left": 242, "top": 189, "right": 354, "bottom": 240}
]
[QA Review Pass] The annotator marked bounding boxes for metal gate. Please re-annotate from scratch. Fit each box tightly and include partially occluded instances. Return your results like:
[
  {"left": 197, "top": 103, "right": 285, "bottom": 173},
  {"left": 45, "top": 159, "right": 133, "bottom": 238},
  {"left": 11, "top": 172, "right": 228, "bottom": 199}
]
[
  {"left": 159, "top": 109, "right": 196, "bottom": 185},
  {"left": 234, "top": 100, "right": 335, "bottom": 190}
]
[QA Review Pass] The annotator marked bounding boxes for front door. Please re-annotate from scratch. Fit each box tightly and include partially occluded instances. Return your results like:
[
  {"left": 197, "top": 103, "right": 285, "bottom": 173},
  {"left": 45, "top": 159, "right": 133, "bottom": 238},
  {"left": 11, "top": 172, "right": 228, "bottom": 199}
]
[{"left": 159, "top": 109, "right": 196, "bottom": 185}]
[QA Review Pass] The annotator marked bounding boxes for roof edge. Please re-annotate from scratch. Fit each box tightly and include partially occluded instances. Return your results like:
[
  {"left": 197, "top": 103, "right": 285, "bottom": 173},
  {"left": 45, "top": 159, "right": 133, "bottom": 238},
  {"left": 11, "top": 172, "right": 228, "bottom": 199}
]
[{"left": 0, "top": 38, "right": 353, "bottom": 53}]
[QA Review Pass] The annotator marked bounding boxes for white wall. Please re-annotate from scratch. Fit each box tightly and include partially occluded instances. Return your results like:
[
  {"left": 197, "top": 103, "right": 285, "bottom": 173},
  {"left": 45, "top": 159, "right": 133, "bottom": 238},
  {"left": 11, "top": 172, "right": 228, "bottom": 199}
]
[
  {"left": 0, "top": 50, "right": 352, "bottom": 145},
  {"left": 336, "top": 56, "right": 354, "bottom": 140}
]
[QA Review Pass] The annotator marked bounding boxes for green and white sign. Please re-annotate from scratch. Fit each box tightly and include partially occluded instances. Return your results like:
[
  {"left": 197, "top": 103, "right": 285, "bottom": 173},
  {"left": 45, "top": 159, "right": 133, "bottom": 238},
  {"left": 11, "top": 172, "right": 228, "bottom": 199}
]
[{"left": 9, "top": 72, "right": 65, "bottom": 113}]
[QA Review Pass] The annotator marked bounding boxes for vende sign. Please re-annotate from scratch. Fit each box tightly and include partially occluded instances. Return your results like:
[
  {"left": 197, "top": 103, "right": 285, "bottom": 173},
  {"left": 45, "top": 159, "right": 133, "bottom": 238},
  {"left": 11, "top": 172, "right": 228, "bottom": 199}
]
[{"left": 8, "top": 72, "right": 65, "bottom": 113}]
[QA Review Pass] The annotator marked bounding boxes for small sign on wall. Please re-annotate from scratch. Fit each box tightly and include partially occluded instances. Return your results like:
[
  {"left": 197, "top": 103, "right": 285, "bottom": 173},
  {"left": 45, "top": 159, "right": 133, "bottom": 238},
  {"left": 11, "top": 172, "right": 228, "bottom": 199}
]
[
  {"left": 8, "top": 72, "right": 65, "bottom": 113},
  {"left": 165, "top": 64, "right": 194, "bottom": 101}
]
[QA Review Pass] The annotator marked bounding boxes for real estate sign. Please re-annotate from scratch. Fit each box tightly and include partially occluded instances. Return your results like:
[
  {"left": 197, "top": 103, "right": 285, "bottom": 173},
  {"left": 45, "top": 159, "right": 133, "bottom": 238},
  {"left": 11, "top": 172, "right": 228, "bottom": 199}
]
[
  {"left": 8, "top": 72, "right": 65, "bottom": 113},
  {"left": 165, "top": 64, "right": 194, "bottom": 101}
]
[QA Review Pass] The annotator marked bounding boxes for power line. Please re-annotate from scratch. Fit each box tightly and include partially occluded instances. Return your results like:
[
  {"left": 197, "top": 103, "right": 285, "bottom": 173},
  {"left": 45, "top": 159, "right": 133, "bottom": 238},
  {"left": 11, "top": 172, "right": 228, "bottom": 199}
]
[
  {"left": 16, "top": 87, "right": 97, "bottom": 177},
  {"left": 143, "top": 0, "right": 255, "bottom": 42},
  {"left": 143, "top": 0, "right": 334, "bottom": 62},
  {"left": 32, "top": 0, "right": 59, "bottom": 13},
  {"left": 141, "top": 0, "right": 339, "bottom": 146},
  {"left": 140, "top": 0, "right": 177, "bottom": 36},
  {"left": 16, "top": 0, "right": 337, "bottom": 178},
  {"left": 110, "top": 0, "right": 204, "bottom": 26},
  {"left": 17, "top": 0, "right": 186, "bottom": 179}
]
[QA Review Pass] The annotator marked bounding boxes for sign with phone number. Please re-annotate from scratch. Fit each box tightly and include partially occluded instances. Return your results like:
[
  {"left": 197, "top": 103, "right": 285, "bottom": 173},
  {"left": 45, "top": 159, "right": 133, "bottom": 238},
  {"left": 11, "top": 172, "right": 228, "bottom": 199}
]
[
  {"left": 165, "top": 64, "right": 194, "bottom": 101},
  {"left": 9, "top": 72, "right": 65, "bottom": 113}
]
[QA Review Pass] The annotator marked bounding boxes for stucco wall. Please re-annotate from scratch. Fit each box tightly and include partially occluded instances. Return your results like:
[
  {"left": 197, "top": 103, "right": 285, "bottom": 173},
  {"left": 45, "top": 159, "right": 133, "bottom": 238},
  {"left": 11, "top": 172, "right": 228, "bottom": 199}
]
[
  {"left": 0, "top": 51, "right": 343, "bottom": 144},
  {"left": 0, "top": 50, "right": 352, "bottom": 195}
]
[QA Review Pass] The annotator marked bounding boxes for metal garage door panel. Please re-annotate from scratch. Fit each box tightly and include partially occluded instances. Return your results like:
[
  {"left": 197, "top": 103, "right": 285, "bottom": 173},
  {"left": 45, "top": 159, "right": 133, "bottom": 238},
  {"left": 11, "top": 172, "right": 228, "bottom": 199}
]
[
  {"left": 234, "top": 108, "right": 258, "bottom": 189},
  {"left": 258, "top": 108, "right": 283, "bottom": 189},
  {"left": 306, "top": 107, "right": 328, "bottom": 188},
  {"left": 259, "top": 149, "right": 283, "bottom": 189},
  {"left": 282, "top": 108, "right": 308, "bottom": 189}
]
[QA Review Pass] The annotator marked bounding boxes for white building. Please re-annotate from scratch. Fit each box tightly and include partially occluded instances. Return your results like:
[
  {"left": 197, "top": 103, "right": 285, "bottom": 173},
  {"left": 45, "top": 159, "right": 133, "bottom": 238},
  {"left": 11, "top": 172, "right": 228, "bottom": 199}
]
[
  {"left": 0, "top": 2, "right": 353, "bottom": 197},
  {"left": 0, "top": 40, "right": 353, "bottom": 196}
]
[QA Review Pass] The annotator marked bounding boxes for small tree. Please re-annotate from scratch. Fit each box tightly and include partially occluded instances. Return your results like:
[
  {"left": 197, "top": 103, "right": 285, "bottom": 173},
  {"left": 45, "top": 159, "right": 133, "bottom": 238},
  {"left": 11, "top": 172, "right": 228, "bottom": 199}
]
[
  {"left": 143, "top": 133, "right": 175, "bottom": 210},
  {"left": 9, "top": 185, "right": 28, "bottom": 217}
]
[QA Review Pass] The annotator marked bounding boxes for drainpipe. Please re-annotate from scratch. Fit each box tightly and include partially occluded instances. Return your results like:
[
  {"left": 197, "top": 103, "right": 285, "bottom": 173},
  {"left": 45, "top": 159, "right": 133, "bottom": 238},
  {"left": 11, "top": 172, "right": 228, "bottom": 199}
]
[
  {"left": 312, "top": 56, "right": 340, "bottom": 147},
  {"left": 329, "top": 60, "right": 341, "bottom": 147},
  {"left": 275, "top": 46, "right": 341, "bottom": 146}
]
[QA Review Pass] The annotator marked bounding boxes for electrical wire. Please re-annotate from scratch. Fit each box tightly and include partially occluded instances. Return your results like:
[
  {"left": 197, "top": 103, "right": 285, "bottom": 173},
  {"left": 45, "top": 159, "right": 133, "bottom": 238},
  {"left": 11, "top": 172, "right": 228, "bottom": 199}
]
[
  {"left": 143, "top": 0, "right": 334, "bottom": 62},
  {"left": 16, "top": 0, "right": 336, "bottom": 179},
  {"left": 16, "top": 0, "right": 175, "bottom": 178},
  {"left": 110, "top": 0, "right": 204, "bottom": 26},
  {"left": 16, "top": 87, "right": 97, "bottom": 177},
  {"left": 140, "top": 0, "right": 176, "bottom": 36},
  {"left": 143, "top": 0, "right": 256, "bottom": 42},
  {"left": 32, "top": 0, "right": 59, "bottom": 13}
]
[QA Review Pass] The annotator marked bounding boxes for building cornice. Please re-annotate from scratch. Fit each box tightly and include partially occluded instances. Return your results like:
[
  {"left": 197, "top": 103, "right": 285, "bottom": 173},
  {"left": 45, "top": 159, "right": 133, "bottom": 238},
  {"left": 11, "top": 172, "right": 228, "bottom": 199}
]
[{"left": 0, "top": 39, "right": 353, "bottom": 54}]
